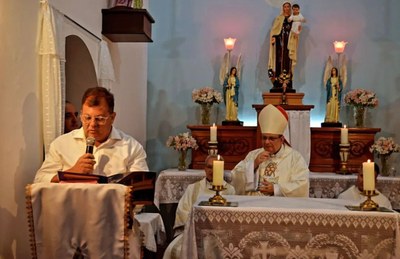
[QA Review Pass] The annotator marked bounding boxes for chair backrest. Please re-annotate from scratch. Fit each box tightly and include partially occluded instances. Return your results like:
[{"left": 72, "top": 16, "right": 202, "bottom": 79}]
[{"left": 118, "top": 171, "right": 157, "bottom": 206}]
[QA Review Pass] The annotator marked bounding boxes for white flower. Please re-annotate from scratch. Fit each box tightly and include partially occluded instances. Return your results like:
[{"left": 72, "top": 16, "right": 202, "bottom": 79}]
[
  {"left": 370, "top": 137, "right": 400, "bottom": 157},
  {"left": 192, "top": 86, "right": 223, "bottom": 105},
  {"left": 344, "top": 88, "right": 379, "bottom": 108},
  {"left": 166, "top": 132, "right": 199, "bottom": 151}
]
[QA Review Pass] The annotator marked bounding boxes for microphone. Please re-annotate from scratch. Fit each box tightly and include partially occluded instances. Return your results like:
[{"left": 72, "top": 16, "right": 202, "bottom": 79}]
[{"left": 86, "top": 137, "right": 96, "bottom": 154}]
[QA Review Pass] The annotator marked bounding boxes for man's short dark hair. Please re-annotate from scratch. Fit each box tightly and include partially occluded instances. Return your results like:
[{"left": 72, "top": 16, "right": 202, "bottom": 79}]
[
  {"left": 292, "top": 4, "right": 300, "bottom": 9},
  {"left": 82, "top": 87, "right": 114, "bottom": 113}
]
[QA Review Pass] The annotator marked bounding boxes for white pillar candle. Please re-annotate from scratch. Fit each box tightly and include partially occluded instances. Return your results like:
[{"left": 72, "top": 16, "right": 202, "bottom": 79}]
[
  {"left": 340, "top": 125, "right": 349, "bottom": 144},
  {"left": 210, "top": 123, "right": 217, "bottom": 142},
  {"left": 363, "top": 159, "right": 375, "bottom": 191},
  {"left": 213, "top": 155, "right": 224, "bottom": 186}
]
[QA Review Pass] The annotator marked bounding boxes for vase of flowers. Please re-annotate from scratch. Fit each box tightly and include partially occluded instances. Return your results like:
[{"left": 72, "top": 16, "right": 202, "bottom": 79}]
[
  {"left": 353, "top": 106, "right": 366, "bottom": 127},
  {"left": 369, "top": 137, "right": 400, "bottom": 176},
  {"left": 344, "top": 89, "right": 378, "bottom": 127},
  {"left": 166, "top": 132, "right": 199, "bottom": 171},
  {"left": 192, "top": 86, "right": 223, "bottom": 125}
]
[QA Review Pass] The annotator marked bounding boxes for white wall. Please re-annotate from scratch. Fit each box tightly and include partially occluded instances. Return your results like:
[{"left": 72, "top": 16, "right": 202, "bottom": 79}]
[
  {"left": 0, "top": 1, "right": 41, "bottom": 257},
  {"left": 0, "top": 0, "right": 148, "bottom": 257}
]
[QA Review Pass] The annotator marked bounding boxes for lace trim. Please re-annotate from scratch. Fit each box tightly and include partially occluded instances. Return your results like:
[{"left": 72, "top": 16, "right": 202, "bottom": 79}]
[
  {"left": 194, "top": 208, "right": 398, "bottom": 230},
  {"left": 25, "top": 184, "right": 38, "bottom": 259},
  {"left": 124, "top": 186, "right": 133, "bottom": 259}
]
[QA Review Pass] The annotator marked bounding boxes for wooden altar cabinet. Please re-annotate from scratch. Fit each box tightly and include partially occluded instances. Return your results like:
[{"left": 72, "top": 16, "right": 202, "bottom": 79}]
[
  {"left": 309, "top": 127, "right": 381, "bottom": 173},
  {"left": 186, "top": 125, "right": 257, "bottom": 170}
]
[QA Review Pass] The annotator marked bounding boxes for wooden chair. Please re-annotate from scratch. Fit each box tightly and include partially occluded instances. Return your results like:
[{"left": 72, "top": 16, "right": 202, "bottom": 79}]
[{"left": 118, "top": 171, "right": 158, "bottom": 212}]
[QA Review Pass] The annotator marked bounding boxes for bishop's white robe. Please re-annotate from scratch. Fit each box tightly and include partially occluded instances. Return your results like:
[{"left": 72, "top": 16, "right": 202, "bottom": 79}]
[{"left": 231, "top": 145, "right": 309, "bottom": 197}]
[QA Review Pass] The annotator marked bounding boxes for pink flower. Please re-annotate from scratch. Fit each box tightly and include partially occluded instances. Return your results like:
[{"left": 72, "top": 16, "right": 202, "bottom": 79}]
[
  {"left": 192, "top": 87, "right": 223, "bottom": 105},
  {"left": 166, "top": 132, "right": 199, "bottom": 151},
  {"left": 370, "top": 137, "right": 400, "bottom": 157},
  {"left": 344, "top": 88, "right": 379, "bottom": 108}
]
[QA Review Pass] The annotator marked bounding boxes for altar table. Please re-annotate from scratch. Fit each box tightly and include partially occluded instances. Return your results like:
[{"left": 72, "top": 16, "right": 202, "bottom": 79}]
[
  {"left": 155, "top": 169, "right": 400, "bottom": 210},
  {"left": 181, "top": 195, "right": 400, "bottom": 259}
]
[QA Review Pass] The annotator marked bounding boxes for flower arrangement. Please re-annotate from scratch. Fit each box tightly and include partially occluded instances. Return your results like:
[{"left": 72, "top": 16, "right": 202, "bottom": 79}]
[
  {"left": 344, "top": 88, "right": 379, "bottom": 108},
  {"left": 370, "top": 137, "right": 400, "bottom": 157},
  {"left": 166, "top": 132, "right": 199, "bottom": 151},
  {"left": 192, "top": 86, "right": 223, "bottom": 105}
]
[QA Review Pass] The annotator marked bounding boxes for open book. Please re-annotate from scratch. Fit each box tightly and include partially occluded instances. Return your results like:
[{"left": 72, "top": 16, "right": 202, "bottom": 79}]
[{"left": 58, "top": 171, "right": 127, "bottom": 184}]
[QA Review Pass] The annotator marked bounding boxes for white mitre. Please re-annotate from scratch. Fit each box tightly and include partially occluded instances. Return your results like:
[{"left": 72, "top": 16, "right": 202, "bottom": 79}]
[{"left": 259, "top": 104, "right": 288, "bottom": 134}]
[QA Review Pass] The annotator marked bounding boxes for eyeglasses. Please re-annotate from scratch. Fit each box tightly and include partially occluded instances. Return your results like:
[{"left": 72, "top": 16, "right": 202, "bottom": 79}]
[
  {"left": 262, "top": 135, "right": 282, "bottom": 142},
  {"left": 80, "top": 114, "right": 110, "bottom": 125}
]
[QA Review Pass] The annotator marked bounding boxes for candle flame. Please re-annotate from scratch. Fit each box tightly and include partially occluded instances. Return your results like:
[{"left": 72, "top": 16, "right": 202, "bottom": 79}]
[
  {"left": 367, "top": 159, "right": 371, "bottom": 163},
  {"left": 224, "top": 37, "right": 236, "bottom": 51},
  {"left": 217, "top": 154, "right": 221, "bottom": 160},
  {"left": 344, "top": 125, "right": 347, "bottom": 128},
  {"left": 333, "top": 41, "right": 348, "bottom": 53}
]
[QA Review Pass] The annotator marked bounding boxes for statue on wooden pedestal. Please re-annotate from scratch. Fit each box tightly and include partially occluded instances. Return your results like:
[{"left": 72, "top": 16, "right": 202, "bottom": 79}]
[{"left": 268, "top": 2, "right": 303, "bottom": 94}]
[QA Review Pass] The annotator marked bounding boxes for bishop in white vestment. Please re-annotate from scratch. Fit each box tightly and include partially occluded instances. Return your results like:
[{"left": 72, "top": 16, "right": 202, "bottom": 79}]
[{"left": 231, "top": 104, "right": 309, "bottom": 197}]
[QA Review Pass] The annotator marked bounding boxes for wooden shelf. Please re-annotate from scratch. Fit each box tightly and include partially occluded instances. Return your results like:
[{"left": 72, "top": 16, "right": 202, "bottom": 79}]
[{"left": 102, "top": 7, "right": 155, "bottom": 42}]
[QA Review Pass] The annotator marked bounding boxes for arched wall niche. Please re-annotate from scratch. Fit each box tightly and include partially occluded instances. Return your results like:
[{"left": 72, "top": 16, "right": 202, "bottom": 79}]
[{"left": 65, "top": 34, "right": 98, "bottom": 111}]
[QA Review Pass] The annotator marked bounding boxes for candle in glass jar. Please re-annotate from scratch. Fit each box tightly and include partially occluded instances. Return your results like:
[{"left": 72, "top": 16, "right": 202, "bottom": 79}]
[
  {"left": 363, "top": 159, "right": 375, "bottom": 191},
  {"left": 340, "top": 125, "right": 348, "bottom": 144},
  {"left": 213, "top": 155, "right": 224, "bottom": 186},
  {"left": 210, "top": 123, "right": 217, "bottom": 142}
]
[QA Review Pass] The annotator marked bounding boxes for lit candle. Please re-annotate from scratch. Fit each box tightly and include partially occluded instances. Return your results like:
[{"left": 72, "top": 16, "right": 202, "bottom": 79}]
[
  {"left": 213, "top": 155, "right": 224, "bottom": 186},
  {"left": 363, "top": 159, "right": 375, "bottom": 191},
  {"left": 340, "top": 125, "right": 348, "bottom": 144},
  {"left": 210, "top": 123, "right": 217, "bottom": 142}
]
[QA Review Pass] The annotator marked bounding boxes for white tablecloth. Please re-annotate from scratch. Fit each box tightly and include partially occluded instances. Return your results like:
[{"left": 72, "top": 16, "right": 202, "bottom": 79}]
[
  {"left": 134, "top": 213, "right": 165, "bottom": 252},
  {"left": 155, "top": 169, "right": 400, "bottom": 209},
  {"left": 26, "top": 183, "right": 140, "bottom": 259},
  {"left": 182, "top": 195, "right": 400, "bottom": 259}
]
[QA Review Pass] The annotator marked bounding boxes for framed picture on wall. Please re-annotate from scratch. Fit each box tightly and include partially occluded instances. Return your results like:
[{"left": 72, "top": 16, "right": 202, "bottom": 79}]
[{"left": 112, "top": 0, "right": 132, "bottom": 7}]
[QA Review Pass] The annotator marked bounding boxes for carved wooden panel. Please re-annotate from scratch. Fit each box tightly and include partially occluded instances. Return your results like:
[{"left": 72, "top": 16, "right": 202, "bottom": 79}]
[
  {"left": 187, "top": 125, "right": 257, "bottom": 170},
  {"left": 309, "top": 127, "right": 381, "bottom": 173}
]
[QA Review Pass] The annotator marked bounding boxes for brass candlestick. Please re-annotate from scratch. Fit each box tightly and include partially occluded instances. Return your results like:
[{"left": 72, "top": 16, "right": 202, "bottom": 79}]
[
  {"left": 360, "top": 190, "right": 379, "bottom": 211},
  {"left": 209, "top": 185, "right": 227, "bottom": 205},
  {"left": 208, "top": 141, "right": 218, "bottom": 155},
  {"left": 337, "top": 143, "right": 351, "bottom": 174}
]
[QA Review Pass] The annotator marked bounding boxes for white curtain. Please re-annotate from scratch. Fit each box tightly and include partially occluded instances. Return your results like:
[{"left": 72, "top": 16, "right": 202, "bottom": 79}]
[
  {"left": 283, "top": 110, "right": 311, "bottom": 165},
  {"left": 38, "top": 0, "right": 63, "bottom": 154},
  {"left": 98, "top": 40, "right": 116, "bottom": 91}
]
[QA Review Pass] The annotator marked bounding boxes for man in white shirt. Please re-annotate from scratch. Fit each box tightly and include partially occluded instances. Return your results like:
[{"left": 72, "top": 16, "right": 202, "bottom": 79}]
[
  {"left": 338, "top": 163, "right": 392, "bottom": 209},
  {"left": 35, "top": 86, "right": 149, "bottom": 183},
  {"left": 163, "top": 155, "right": 235, "bottom": 259},
  {"left": 231, "top": 104, "right": 309, "bottom": 197}
]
